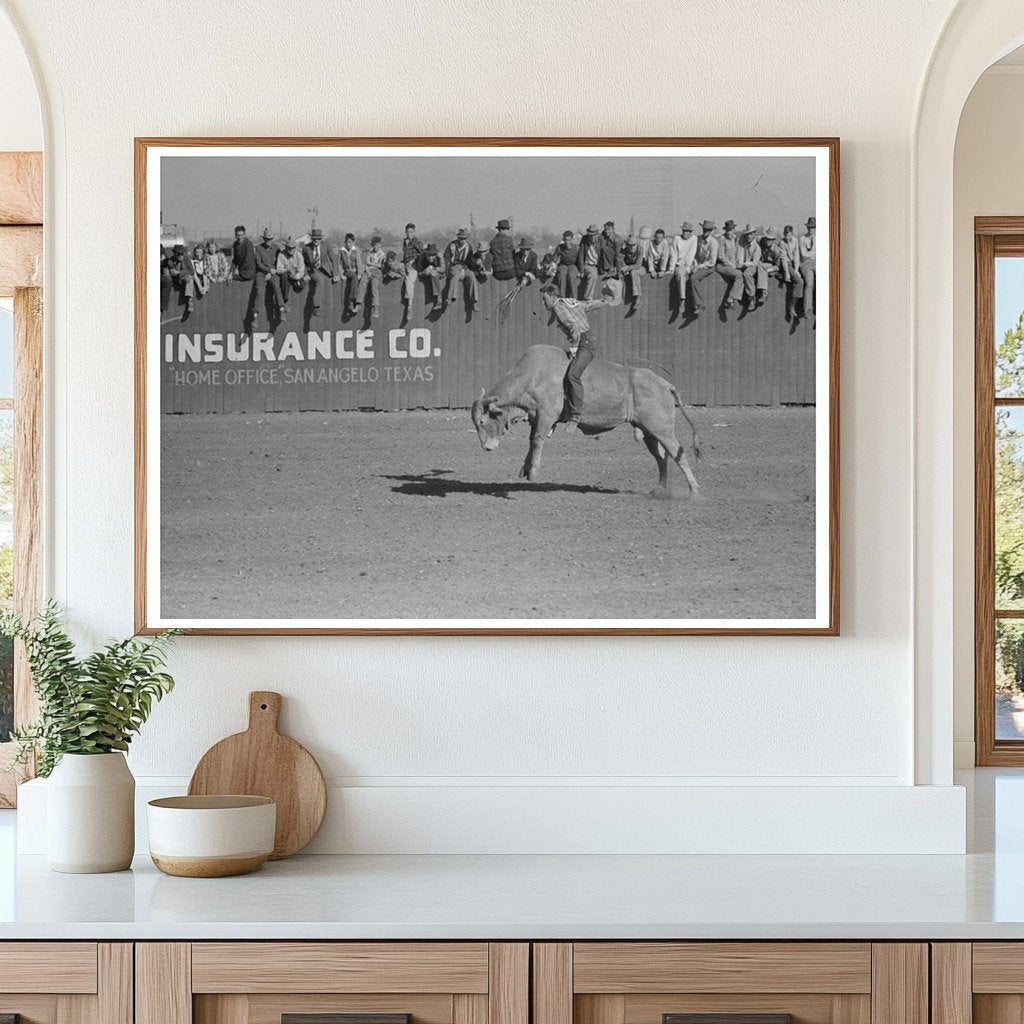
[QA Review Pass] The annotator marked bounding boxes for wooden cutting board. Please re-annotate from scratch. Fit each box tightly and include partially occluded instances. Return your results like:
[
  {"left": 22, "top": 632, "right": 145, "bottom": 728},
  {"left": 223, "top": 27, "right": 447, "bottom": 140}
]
[{"left": 188, "top": 691, "right": 326, "bottom": 859}]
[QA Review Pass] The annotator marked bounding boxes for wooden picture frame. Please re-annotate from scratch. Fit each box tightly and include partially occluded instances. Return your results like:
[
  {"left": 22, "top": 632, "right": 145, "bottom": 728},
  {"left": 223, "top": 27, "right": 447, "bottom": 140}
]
[{"left": 135, "top": 137, "right": 840, "bottom": 636}]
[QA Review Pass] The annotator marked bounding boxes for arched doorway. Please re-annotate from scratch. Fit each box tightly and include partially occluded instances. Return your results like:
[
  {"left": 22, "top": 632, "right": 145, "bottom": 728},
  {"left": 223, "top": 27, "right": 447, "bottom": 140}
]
[{"left": 914, "top": 1, "right": 1024, "bottom": 785}]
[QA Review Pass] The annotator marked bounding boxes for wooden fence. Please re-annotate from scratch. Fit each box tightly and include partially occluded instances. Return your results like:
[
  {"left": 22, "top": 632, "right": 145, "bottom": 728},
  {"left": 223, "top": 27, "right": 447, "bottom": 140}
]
[{"left": 159, "top": 271, "right": 816, "bottom": 414}]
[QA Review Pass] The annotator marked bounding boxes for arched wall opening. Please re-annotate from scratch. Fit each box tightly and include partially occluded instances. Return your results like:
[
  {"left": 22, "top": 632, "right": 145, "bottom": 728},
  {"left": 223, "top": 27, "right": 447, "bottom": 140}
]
[
  {"left": 952, "top": 49, "right": 1024, "bottom": 767},
  {"left": 914, "top": 1, "right": 1024, "bottom": 785}
]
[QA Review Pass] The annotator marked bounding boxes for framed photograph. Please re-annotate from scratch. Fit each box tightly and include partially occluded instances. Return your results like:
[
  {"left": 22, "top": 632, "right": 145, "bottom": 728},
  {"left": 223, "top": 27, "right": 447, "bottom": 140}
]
[{"left": 135, "top": 137, "right": 839, "bottom": 636}]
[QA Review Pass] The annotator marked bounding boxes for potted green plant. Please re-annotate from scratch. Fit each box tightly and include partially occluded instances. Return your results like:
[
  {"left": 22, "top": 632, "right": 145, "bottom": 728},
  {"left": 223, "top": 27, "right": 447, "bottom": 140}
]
[{"left": 2, "top": 603, "right": 178, "bottom": 873}]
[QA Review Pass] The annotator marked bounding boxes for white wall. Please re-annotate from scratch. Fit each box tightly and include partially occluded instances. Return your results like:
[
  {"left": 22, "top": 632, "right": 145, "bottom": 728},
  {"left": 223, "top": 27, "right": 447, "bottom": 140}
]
[
  {"left": 952, "top": 65, "right": 1024, "bottom": 767},
  {"left": 0, "top": 0, "right": 974, "bottom": 852}
]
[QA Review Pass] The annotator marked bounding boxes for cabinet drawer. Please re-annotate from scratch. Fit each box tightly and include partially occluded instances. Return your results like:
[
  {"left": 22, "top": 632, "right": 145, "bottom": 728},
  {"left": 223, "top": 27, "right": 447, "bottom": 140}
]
[
  {"left": 533, "top": 943, "right": 925, "bottom": 1024},
  {"left": 0, "top": 943, "right": 130, "bottom": 1024},
  {"left": 572, "top": 944, "right": 872, "bottom": 994},
  {"left": 0, "top": 942, "right": 99, "bottom": 994},
  {"left": 140, "top": 943, "right": 528, "bottom": 1024},
  {"left": 191, "top": 943, "right": 491, "bottom": 994}
]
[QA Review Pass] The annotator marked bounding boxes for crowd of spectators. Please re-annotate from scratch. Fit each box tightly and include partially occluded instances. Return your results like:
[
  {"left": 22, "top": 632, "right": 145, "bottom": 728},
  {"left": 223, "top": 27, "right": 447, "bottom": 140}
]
[{"left": 160, "top": 215, "right": 817, "bottom": 324}]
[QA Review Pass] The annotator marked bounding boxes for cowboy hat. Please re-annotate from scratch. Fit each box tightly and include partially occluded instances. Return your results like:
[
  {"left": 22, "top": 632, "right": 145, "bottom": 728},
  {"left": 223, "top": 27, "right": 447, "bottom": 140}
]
[
  {"left": 496, "top": 219, "right": 511, "bottom": 230},
  {"left": 425, "top": 243, "right": 439, "bottom": 254},
  {"left": 282, "top": 235, "right": 296, "bottom": 249},
  {"left": 723, "top": 219, "right": 737, "bottom": 231},
  {"left": 701, "top": 219, "right": 716, "bottom": 230},
  {"left": 519, "top": 236, "right": 534, "bottom": 248},
  {"left": 586, "top": 223, "right": 600, "bottom": 233},
  {"left": 260, "top": 227, "right": 274, "bottom": 240},
  {"left": 806, "top": 216, "right": 816, "bottom": 228},
  {"left": 457, "top": 227, "right": 469, "bottom": 239},
  {"left": 310, "top": 228, "right": 323, "bottom": 239},
  {"left": 681, "top": 222, "right": 695, "bottom": 232}
]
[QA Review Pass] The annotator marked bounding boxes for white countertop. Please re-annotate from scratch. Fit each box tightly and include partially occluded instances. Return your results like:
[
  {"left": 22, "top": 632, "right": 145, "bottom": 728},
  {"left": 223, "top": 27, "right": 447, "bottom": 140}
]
[
  {"left": 1, "top": 849, "right": 1024, "bottom": 940},
  {"left": 2, "top": 769, "right": 1023, "bottom": 941}
]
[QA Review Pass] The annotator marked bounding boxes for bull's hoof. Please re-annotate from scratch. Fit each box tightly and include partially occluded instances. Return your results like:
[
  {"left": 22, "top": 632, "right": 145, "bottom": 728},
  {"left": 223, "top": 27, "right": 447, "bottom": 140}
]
[
  {"left": 647, "top": 487, "right": 676, "bottom": 501},
  {"left": 527, "top": 468, "right": 540, "bottom": 482}
]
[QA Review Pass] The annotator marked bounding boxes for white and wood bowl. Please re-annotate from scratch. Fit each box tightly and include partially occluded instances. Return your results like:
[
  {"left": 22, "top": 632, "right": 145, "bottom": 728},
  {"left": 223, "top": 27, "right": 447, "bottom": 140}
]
[{"left": 147, "top": 795, "right": 276, "bottom": 877}]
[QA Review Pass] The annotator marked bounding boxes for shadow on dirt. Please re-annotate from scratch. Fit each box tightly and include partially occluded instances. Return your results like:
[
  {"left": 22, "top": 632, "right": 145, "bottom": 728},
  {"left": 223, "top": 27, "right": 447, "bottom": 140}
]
[{"left": 381, "top": 470, "right": 624, "bottom": 500}]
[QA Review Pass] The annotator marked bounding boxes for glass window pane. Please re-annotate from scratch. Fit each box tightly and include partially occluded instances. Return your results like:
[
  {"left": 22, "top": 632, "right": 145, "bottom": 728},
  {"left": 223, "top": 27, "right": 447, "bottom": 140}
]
[
  {"left": 0, "top": 305, "right": 12, "bottom": 399},
  {"left": 997, "top": 407, "right": 1024, "bottom": 609},
  {"left": 0, "top": 408, "right": 12, "bottom": 742},
  {"left": 998, "top": 620, "right": 1024, "bottom": 740},
  {"left": 996, "top": 257, "right": 1024, "bottom": 396}
]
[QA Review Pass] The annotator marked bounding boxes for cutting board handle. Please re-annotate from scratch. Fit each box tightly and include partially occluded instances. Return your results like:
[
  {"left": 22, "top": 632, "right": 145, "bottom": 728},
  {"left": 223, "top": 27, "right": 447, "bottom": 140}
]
[{"left": 248, "top": 691, "right": 282, "bottom": 734}]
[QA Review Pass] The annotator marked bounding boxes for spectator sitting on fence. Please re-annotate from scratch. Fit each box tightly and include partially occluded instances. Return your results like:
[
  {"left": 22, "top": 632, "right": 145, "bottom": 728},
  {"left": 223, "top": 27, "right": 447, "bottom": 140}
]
[
  {"left": 338, "top": 232, "right": 363, "bottom": 316},
  {"left": 553, "top": 229, "right": 579, "bottom": 297},
  {"left": 645, "top": 227, "right": 670, "bottom": 278},
  {"left": 275, "top": 237, "right": 306, "bottom": 307},
  {"left": 420, "top": 242, "right": 445, "bottom": 310},
  {"left": 191, "top": 244, "right": 210, "bottom": 304},
  {"left": 204, "top": 240, "right": 230, "bottom": 283},
  {"left": 667, "top": 222, "right": 698, "bottom": 307},
  {"left": 776, "top": 224, "right": 804, "bottom": 321},
  {"left": 599, "top": 221, "right": 622, "bottom": 278},
  {"left": 576, "top": 223, "right": 602, "bottom": 299},
  {"left": 799, "top": 216, "right": 816, "bottom": 321},
  {"left": 514, "top": 236, "right": 540, "bottom": 285},
  {"left": 737, "top": 225, "right": 768, "bottom": 308},
  {"left": 160, "top": 245, "right": 172, "bottom": 312},
  {"left": 401, "top": 223, "right": 424, "bottom": 308},
  {"left": 539, "top": 250, "right": 559, "bottom": 283},
  {"left": 302, "top": 227, "right": 339, "bottom": 317},
  {"left": 620, "top": 233, "right": 644, "bottom": 306},
  {"left": 689, "top": 220, "right": 719, "bottom": 317},
  {"left": 716, "top": 219, "right": 743, "bottom": 310},
  {"left": 383, "top": 249, "right": 403, "bottom": 282},
  {"left": 231, "top": 224, "right": 256, "bottom": 282},
  {"left": 443, "top": 227, "right": 476, "bottom": 311},
  {"left": 489, "top": 218, "right": 516, "bottom": 282},
  {"left": 358, "top": 235, "right": 386, "bottom": 319},
  {"left": 168, "top": 243, "right": 198, "bottom": 315},
  {"left": 254, "top": 227, "right": 284, "bottom": 321},
  {"left": 468, "top": 241, "right": 492, "bottom": 283}
]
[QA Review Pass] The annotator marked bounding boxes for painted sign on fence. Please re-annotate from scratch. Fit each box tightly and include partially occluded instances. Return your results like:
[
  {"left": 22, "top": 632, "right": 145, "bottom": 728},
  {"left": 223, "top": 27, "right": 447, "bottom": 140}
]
[{"left": 160, "top": 272, "right": 815, "bottom": 414}]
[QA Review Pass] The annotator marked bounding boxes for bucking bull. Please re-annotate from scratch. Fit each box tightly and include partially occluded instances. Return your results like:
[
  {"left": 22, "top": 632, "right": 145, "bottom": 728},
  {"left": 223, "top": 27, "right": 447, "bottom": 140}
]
[{"left": 470, "top": 344, "right": 701, "bottom": 495}]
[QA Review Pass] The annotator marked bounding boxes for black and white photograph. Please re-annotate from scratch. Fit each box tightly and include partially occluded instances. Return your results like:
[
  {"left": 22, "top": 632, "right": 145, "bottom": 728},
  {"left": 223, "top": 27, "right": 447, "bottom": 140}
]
[{"left": 137, "top": 139, "right": 838, "bottom": 634}]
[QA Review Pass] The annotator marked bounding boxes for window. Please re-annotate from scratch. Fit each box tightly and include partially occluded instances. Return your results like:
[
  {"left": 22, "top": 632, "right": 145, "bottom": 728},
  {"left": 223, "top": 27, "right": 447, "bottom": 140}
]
[
  {"left": 0, "top": 148, "right": 43, "bottom": 806},
  {"left": 974, "top": 220, "right": 1024, "bottom": 764}
]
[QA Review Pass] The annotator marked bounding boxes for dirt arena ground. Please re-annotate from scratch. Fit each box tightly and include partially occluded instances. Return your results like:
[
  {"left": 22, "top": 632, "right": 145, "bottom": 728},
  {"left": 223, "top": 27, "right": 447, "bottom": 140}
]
[{"left": 160, "top": 407, "right": 816, "bottom": 621}]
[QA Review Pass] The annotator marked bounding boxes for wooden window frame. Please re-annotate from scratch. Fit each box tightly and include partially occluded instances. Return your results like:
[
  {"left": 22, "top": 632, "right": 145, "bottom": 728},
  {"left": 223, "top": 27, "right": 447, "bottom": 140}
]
[{"left": 0, "top": 151, "right": 43, "bottom": 806}]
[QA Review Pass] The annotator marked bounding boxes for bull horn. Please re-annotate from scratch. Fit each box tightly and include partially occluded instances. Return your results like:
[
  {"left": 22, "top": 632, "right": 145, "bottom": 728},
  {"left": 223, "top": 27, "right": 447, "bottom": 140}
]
[{"left": 479, "top": 387, "right": 486, "bottom": 399}]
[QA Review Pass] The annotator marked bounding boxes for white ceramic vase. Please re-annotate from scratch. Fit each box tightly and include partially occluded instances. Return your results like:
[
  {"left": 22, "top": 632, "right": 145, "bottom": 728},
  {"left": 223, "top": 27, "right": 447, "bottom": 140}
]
[{"left": 46, "top": 752, "right": 135, "bottom": 873}]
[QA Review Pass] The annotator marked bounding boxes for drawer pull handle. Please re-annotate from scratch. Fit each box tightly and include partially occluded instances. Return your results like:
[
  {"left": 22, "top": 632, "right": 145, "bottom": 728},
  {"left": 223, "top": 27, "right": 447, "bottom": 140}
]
[
  {"left": 283, "top": 1015, "right": 411, "bottom": 1024},
  {"left": 664, "top": 1016, "right": 795, "bottom": 1024}
]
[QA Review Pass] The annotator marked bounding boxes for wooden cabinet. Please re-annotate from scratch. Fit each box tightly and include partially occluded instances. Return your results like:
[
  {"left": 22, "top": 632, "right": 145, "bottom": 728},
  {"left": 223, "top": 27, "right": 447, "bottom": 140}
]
[
  {"left": 136, "top": 944, "right": 528, "bottom": 1024},
  {"left": 0, "top": 938, "right": 956, "bottom": 1024},
  {"left": 0, "top": 943, "right": 132, "bottom": 1024},
  {"left": 931, "top": 943, "right": 1024, "bottom": 1024},
  {"left": 532, "top": 944, "right": 928, "bottom": 1024}
]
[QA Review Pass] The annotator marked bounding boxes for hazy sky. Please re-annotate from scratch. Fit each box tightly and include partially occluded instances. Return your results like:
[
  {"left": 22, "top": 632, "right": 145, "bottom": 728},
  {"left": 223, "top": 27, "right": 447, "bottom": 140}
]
[
  {"left": 160, "top": 153, "right": 816, "bottom": 240},
  {"left": 997, "top": 257, "right": 1024, "bottom": 339}
]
